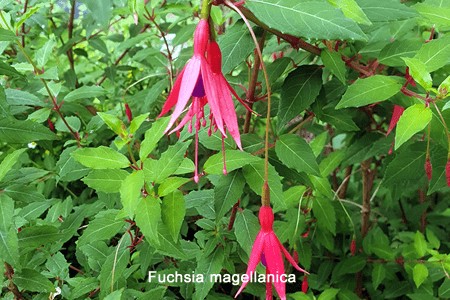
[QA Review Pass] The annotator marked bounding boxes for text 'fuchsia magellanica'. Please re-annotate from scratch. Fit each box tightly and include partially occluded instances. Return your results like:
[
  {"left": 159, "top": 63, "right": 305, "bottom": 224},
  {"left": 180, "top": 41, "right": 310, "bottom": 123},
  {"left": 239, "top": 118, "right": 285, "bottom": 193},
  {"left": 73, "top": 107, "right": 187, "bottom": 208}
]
[
  {"left": 158, "top": 19, "right": 251, "bottom": 183},
  {"left": 235, "top": 206, "right": 309, "bottom": 300}
]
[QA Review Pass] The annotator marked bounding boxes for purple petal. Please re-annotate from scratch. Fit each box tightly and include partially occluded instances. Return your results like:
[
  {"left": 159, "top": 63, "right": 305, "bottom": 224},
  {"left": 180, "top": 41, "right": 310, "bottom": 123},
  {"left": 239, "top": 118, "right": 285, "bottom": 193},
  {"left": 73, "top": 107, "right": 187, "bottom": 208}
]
[
  {"left": 261, "top": 252, "right": 267, "bottom": 267},
  {"left": 192, "top": 74, "right": 206, "bottom": 98}
]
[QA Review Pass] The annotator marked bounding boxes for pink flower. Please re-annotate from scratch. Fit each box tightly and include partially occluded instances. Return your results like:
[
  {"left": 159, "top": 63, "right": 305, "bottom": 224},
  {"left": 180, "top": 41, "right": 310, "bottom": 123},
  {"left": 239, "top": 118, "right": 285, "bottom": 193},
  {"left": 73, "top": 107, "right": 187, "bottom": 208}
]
[
  {"left": 235, "top": 206, "right": 308, "bottom": 300},
  {"left": 158, "top": 19, "right": 250, "bottom": 182}
]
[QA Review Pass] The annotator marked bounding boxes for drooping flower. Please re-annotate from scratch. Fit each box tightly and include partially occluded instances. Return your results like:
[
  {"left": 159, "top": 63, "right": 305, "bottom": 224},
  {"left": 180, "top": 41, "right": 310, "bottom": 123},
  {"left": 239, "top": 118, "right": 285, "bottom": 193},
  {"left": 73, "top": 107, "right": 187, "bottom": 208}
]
[
  {"left": 158, "top": 19, "right": 250, "bottom": 182},
  {"left": 235, "top": 206, "right": 308, "bottom": 300}
]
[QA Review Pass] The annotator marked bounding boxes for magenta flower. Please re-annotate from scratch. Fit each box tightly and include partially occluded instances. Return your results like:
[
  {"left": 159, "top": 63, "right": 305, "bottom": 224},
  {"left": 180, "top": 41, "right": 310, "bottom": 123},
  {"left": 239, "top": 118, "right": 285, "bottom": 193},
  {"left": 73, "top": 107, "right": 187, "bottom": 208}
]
[
  {"left": 158, "top": 19, "right": 251, "bottom": 182},
  {"left": 235, "top": 206, "right": 308, "bottom": 300}
]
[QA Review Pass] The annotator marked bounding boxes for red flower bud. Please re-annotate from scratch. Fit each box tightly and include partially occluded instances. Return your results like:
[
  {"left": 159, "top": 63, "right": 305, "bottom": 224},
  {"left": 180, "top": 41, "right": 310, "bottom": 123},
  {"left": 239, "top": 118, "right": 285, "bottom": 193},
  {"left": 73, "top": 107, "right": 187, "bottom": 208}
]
[
  {"left": 351, "top": 239, "right": 356, "bottom": 256},
  {"left": 446, "top": 159, "right": 450, "bottom": 187},
  {"left": 386, "top": 105, "right": 405, "bottom": 137},
  {"left": 302, "top": 275, "right": 308, "bottom": 293},
  {"left": 125, "top": 103, "right": 132, "bottom": 123},
  {"left": 425, "top": 157, "right": 432, "bottom": 181},
  {"left": 48, "top": 118, "right": 54, "bottom": 131}
]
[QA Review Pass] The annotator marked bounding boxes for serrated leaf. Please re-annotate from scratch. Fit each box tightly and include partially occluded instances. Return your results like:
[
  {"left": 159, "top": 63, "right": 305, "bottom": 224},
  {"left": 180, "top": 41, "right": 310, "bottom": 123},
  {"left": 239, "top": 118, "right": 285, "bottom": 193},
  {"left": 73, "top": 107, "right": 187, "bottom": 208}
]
[
  {"left": 379, "top": 38, "right": 423, "bottom": 67},
  {"left": 277, "top": 66, "right": 322, "bottom": 130},
  {"left": 0, "top": 148, "right": 26, "bottom": 183},
  {"left": 0, "top": 28, "right": 17, "bottom": 41},
  {"left": 139, "top": 116, "right": 170, "bottom": 161},
  {"left": 384, "top": 143, "right": 426, "bottom": 185},
  {"left": 413, "top": 35, "right": 450, "bottom": 72},
  {"left": 64, "top": 85, "right": 106, "bottom": 102},
  {"left": 55, "top": 116, "right": 81, "bottom": 133},
  {"left": 0, "top": 194, "right": 14, "bottom": 232},
  {"left": 0, "top": 85, "right": 11, "bottom": 118},
  {"left": 439, "top": 279, "right": 450, "bottom": 298},
  {"left": 321, "top": 49, "right": 347, "bottom": 84},
  {"left": 242, "top": 159, "right": 286, "bottom": 211},
  {"left": 218, "top": 22, "right": 254, "bottom": 74},
  {"left": 204, "top": 149, "right": 259, "bottom": 174},
  {"left": 97, "top": 112, "right": 127, "bottom": 138},
  {"left": 276, "top": 134, "right": 320, "bottom": 176},
  {"left": 320, "top": 148, "right": 346, "bottom": 178},
  {"left": 35, "top": 39, "right": 55, "bottom": 67},
  {"left": 12, "top": 268, "right": 55, "bottom": 293},
  {"left": 329, "top": 0, "right": 371, "bottom": 25},
  {"left": 309, "top": 174, "right": 333, "bottom": 198},
  {"left": 120, "top": 170, "right": 144, "bottom": 218},
  {"left": 414, "top": 3, "right": 450, "bottom": 27},
  {"left": 0, "top": 60, "right": 25, "bottom": 79},
  {"left": 136, "top": 197, "right": 161, "bottom": 246},
  {"left": 336, "top": 75, "right": 401, "bottom": 109},
  {"left": 71, "top": 146, "right": 130, "bottom": 169},
  {"left": 82, "top": 169, "right": 129, "bottom": 193},
  {"left": 56, "top": 146, "right": 90, "bottom": 182},
  {"left": 402, "top": 57, "right": 432, "bottom": 91},
  {"left": 156, "top": 222, "right": 188, "bottom": 260},
  {"left": 372, "top": 264, "right": 386, "bottom": 289},
  {"left": 245, "top": 0, "right": 367, "bottom": 41},
  {"left": 234, "top": 209, "right": 259, "bottom": 257},
  {"left": 338, "top": 290, "right": 360, "bottom": 300},
  {"left": 2, "top": 185, "right": 46, "bottom": 203},
  {"left": 158, "top": 176, "right": 190, "bottom": 197},
  {"left": 414, "top": 231, "right": 427, "bottom": 257},
  {"left": 0, "top": 227, "right": 19, "bottom": 270},
  {"left": 18, "top": 201, "right": 52, "bottom": 221},
  {"left": 15, "top": 5, "right": 41, "bottom": 31},
  {"left": 310, "top": 131, "right": 328, "bottom": 157},
  {"left": 154, "top": 141, "right": 191, "bottom": 183},
  {"left": 18, "top": 225, "right": 61, "bottom": 248},
  {"left": 161, "top": 190, "right": 185, "bottom": 242},
  {"left": 413, "top": 263, "right": 428, "bottom": 288},
  {"left": 318, "top": 288, "right": 340, "bottom": 300},
  {"left": 173, "top": 24, "right": 196, "bottom": 46},
  {"left": 0, "top": 119, "right": 56, "bottom": 143},
  {"left": 395, "top": 104, "right": 431, "bottom": 150},
  {"left": 214, "top": 170, "right": 245, "bottom": 221},
  {"left": 313, "top": 196, "right": 336, "bottom": 235},
  {"left": 358, "top": 0, "right": 418, "bottom": 21},
  {"left": 426, "top": 228, "right": 440, "bottom": 249},
  {"left": 129, "top": 113, "right": 148, "bottom": 134},
  {"left": 193, "top": 247, "right": 224, "bottom": 300},
  {"left": 99, "top": 239, "right": 130, "bottom": 298},
  {"left": 77, "top": 210, "right": 125, "bottom": 247}
]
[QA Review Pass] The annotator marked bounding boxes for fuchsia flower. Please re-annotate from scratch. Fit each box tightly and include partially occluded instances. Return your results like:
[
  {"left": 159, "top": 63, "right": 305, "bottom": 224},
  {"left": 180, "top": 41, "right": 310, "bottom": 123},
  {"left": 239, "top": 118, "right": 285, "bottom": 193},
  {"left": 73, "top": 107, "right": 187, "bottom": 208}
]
[
  {"left": 235, "top": 206, "right": 308, "bottom": 300},
  {"left": 158, "top": 19, "right": 250, "bottom": 182}
]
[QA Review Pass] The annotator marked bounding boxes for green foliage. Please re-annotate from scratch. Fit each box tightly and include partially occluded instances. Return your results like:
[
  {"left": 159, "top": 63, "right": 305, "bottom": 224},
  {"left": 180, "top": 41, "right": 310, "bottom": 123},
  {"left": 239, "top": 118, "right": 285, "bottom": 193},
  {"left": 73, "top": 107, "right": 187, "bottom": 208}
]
[{"left": 1, "top": 0, "right": 450, "bottom": 299}]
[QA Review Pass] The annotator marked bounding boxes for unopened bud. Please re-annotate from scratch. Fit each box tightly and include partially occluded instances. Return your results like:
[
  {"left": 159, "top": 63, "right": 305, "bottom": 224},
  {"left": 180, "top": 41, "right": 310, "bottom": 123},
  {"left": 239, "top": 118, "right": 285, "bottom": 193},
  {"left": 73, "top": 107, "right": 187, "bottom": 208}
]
[
  {"left": 425, "top": 157, "right": 432, "bottom": 181},
  {"left": 125, "top": 103, "right": 132, "bottom": 123},
  {"left": 48, "top": 118, "right": 54, "bottom": 131},
  {"left": 351, "top": 239, "right": 356, "bottom": 256},
  {"left": 293, "top": 250, "right": 299, "bottom": 264},
  {"left": 302, "top": 275, "right": 308, "bottom": 293},
  {"left": 446, "top": 159, "right": 450, "bottom": 187}
]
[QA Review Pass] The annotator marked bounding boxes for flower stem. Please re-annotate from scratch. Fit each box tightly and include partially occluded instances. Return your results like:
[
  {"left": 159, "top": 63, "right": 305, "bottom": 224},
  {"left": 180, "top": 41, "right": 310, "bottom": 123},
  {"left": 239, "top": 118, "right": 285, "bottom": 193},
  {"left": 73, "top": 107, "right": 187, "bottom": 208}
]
[
  {"left": 201, "top": 0, "right": 211, "bottom": 20},
  {"left": 226, "top": 0, "right": 272, "bottom": 206}
]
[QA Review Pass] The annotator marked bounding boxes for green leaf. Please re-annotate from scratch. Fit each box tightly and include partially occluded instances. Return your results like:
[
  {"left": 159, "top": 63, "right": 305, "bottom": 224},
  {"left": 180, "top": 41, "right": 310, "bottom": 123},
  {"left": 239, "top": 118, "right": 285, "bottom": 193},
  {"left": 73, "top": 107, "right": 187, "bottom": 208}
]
[
  {"left": 321, "top": 49, "right": 347, "bottom": 85},
  {"left": 214, "top": 170, "right": 245, "bottom": 221},
  {"left": 3, "top": 185, "right": 46, "bottom": 203},
  {"left": 0, "top": 119, "right": 57, "bottom": 143},
  {"left": 18, "top": 225, "right": 61, "bottom": 248},
  {"left": 438, "top": 279, "right": 450, "bottom": 298},
  {"left": 161, "top": 190, "right": 185, "bottom": 242},
  {"left": 0, "top": 148, "right": 26, "bottom": 183},
  {"left": 0, "top": 60, "right": 24, "bottom": 79},
  {"left": 242, "top": 159, "right": 287, "bottom": 211},
  {"left": 0, "top": 227, "right": 19, "bottom": 270},
  {"left": 379, "top": 38, "right": 423, "bottom": 67},
  {"left": 156, "top": 222, "right": 188, "bottom": 260},
  {"left": 154, "top": 141, "right": 191, "bottom": 183},
  {"left": 55, "top": 116, "right": 81, "bottom": 133},
  {"left": 136, "top": 197, "right": 161, "bottom": 246},
  {"left": 414, "top": 3, "right": 450, "bottom": 27},
  {"left": 309, "top": 174, "right": 333, "bottom": 198},
  {"left": 56, "top": 146, "right": 90, "bottom": 182},
  {"left": 193, "top": 247, "right": 224, "bottom": 300},
  {"left": 328, "top": 0, "right": 371, "bottom": 25},
  {"left": 204, "top": 150, "right": 259, "bottom": 175},
  {"left": 35, "top": 39, "right": 55, "bottom": 67},
  {"left": 414, "top": 231, "right": 427, "bottom": 257},
  {"left": 158, "top": 176, "right": 190, "bottom": 197},
  {"left": 246, "top": 0, "right": 367, "bottom": 41},
  {"left": 46, "top": 252, "right": 70, "bottom": 280},
  {"left": 313, "top": 196, "right": 336, "bottom": 235},
  {"left": 139, "top": 116, "right": 170, "bottom": 161},
  {"left": 64, "top": 85, "right": 106, "bottom": 102},
  {"left": 82, "top": 0, "right": 112, "bottom": 29},
  {"left": 413, "top": 263, "right": 428, "bottom": 288},
  {"left": 82, "top": 169, "right": 129, "bottom": 193},
  {"left": 402, "top": 57, "right": 432, "bottom": 91},
  {"left": 319, "top": 149, "right": 346, "bottom": 178},
  {"left": 0, "top": 28, "right": 17, "bottom": 41},
  {"left": 318, "top": 288, "right": 340, "bottom": 300},
  {"left": 277, "top": 66, "right": 322, "bottom": 130},
  {"left": 0, "top": 85, "right": 11, "bottom": 118},
  {"left": 337, "top": 290, "right": 360, "bottom": 300},
  {"left": 321, "top": 108, "right": 360, "bottom": 131},
  {"left": 97, "top": 112, "right": 127, "bottom": 139},
  {"left": 384, "top": 143, "right": 426, "bottom": 185},
  {"left": 15, "top": 5, "right": 41, "bottom": 30},
  {"left": 310, "top": 131, "right": 328, "bottom": 157},
  {"left": 18, "top": 201, "right": 52, "bottom": 221},
  {"left": 27, "top": 108, "right": 51, "bottom": 123},
  {"left": 372, "top": 264, "right": 386, "bottom": 289},
  {"left": 0, "top": 194, "right": 14, "bottom": 232},
  {"left": 77, "top": 210, "right": 125, "bottom": 247},
  {"left": 120, "top": 170, "right": 144, "bottom": 218},
  {"left": 99, "top": 239, "right": 130, "bottom": 298},
  {"left": 234, "top": 209, "right": 259, "bottom": 257},
  {"left": 172, "top": 24, "right": 196, "bottom": 46},
  {"left": 129, "top": 113, "right": 148, "bottom": 134},
  {"left": 413, "top": 35, "right": 450, "bottom": 72},
  {"left": 12, "top": 268, "right": 55, "bottom": 293},
  {"left": 276, "top": 134, "right": 320, "bottom": 176},
  {"left": 218, "top": 21, "right": 254, "bottom": 74},
  {"left": 336, "top": 75, "right": 401, "bottom": 109},
  {"left": 426, "top": 228, "right": 440, "bottom": 249},
  {"left": 395, "top": 104, "right": 432, "bottom": 150},
  {"left": 358, "top": 0, "right": 418, "bottom": 21},
  {"left": 71, "top": 146, "right": 130, "bottom": 169}
]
